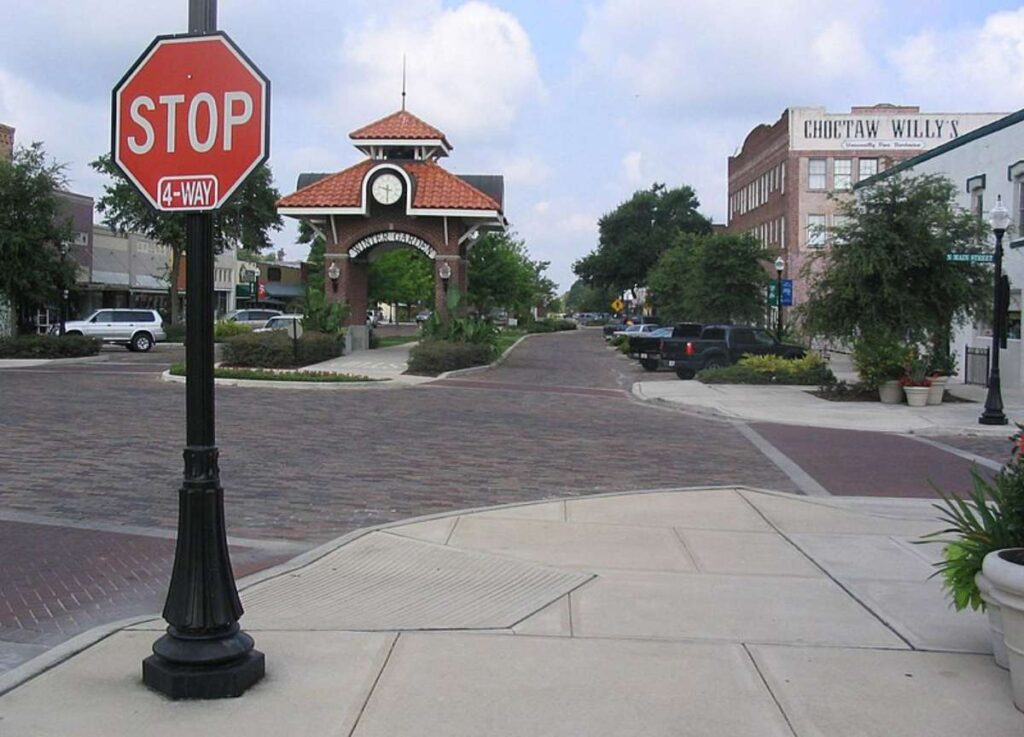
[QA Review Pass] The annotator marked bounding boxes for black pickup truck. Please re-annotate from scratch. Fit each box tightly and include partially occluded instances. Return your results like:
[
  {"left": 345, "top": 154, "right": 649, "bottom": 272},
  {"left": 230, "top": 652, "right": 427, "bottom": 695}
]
[
  {"left": 660, "top": 324, "right": 805, "bottom": 379},
  {"left": 628, "top": 323, "right": 703, "bottom": 371}
]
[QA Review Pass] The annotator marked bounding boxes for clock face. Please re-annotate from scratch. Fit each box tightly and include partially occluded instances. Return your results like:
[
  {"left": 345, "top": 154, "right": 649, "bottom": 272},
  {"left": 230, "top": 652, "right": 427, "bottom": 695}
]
[{"left": 372, "top": 173, "right": 403, "bottom": 205}]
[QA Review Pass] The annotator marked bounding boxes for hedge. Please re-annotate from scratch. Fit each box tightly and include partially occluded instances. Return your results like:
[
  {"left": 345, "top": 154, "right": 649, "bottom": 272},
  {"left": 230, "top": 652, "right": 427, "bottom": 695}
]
[
  {"left": 527, "top": 319, "right": 578, "bottom": 333},
  {"left": 0, "top": 334, "right": 102, "bottom": 359},
  {"left": 214, "top": 320, "right": 253, "bottom": 342},
  {"left": 697, "top": 354, "right": 834, "bottom": 385},
  {"left": 406, "top": 340, "right": 495, "bottom": 376},
  {"left": 221, "top": 331, "right": 343, "bottom": 368}
]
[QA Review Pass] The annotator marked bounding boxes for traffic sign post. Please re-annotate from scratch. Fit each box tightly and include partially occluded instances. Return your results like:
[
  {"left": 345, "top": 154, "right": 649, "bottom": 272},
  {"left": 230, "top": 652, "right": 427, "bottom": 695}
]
[
  {"left": 116, "top": 0, "right": 267, "bottom": 700},
  {"left": 611, "top": 298, "right": 624, "bottom": 313}
]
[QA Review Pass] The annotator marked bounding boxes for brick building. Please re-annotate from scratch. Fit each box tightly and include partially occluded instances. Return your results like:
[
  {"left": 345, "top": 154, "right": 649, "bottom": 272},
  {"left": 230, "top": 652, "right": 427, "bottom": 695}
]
[
  {"left": 0, "top": 123, "right": 13, "bottom": 159},
  {"left": 726, "top": 104, "right": 1005, "bottom": 323}
]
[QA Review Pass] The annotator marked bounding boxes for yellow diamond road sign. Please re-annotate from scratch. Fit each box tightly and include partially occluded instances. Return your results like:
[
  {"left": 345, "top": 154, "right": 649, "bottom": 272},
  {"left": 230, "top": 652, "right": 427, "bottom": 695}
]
[{"left": 611, "top": 298, "right": 624, "bottom": 312}]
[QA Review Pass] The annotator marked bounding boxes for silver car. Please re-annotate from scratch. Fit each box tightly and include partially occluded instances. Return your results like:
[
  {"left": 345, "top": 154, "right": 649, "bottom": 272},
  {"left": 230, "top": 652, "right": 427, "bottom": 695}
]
[
  {"left": 63, "top": 308, "right": 166, "bottom": 352},
  {"left": 225, "top": 308, "right": 283, "bottom": 328}
]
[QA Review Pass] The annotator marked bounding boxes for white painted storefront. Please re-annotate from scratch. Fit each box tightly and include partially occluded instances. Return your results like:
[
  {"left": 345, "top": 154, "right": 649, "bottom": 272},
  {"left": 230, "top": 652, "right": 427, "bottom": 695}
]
[{"left": 871, "top": 110, "right": 1024, "bottom": 386}]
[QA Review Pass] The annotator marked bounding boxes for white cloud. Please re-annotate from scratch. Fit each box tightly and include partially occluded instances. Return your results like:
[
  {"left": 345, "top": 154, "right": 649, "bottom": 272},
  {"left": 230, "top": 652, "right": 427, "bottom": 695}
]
[
  {"left": 334, "top": 1, "right": 545, "bottom": 142},
  {"left": 495, "top": 155, "right": 552, "bottom": 187},
  {"left": 889, "top": 8, "right": 1024, "bottom": 110},
  {"left": 577, "top": 0, "right": 878, "bottom": 115},
  {"left": 622, "top": 151, "right": 644, "bottom": 185}
]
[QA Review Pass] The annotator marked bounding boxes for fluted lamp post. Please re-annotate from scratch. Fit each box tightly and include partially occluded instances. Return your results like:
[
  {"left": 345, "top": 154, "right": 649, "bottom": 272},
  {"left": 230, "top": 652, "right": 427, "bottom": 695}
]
[
  {"left": 774, "top": 255, "right": 785, "bottom": 339},
  {"left": 980, "top": 196, "right": 1011, "bottom": 426}
]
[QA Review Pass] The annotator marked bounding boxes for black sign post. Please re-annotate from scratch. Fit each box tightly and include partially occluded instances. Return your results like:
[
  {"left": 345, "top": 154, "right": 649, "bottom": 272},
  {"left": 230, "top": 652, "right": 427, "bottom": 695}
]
[{"left": 140, "top": 0, "right": 265, "bottom": 699}]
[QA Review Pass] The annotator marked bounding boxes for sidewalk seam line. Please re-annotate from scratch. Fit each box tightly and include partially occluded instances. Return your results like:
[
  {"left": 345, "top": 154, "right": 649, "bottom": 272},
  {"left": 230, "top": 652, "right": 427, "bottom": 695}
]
[
  {"left": 346, "top": 632, "right": 400, "bottom": 737},
  {"left": 741, "top": 643, "right": 799, "bottom": 737},
  {"left": 671, "top": 528, "right": 702, "bottom": 572},
  {"left": 736, "top": 491, "right": 916, "bottom": 651},
  {"left": 733, "top": 422, "right": 831, "bottom": 497}
]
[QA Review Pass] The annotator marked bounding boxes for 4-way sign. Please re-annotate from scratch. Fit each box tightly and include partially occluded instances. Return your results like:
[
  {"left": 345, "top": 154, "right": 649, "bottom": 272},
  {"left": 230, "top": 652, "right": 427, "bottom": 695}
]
[{"left": 112, "top": 33, "right": 269, "bottom": 211}]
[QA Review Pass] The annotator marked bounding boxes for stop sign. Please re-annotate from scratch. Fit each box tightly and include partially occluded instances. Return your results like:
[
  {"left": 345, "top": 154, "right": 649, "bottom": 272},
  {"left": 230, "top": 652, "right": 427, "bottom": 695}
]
[{"left": 112, "top": 33, "right": 269, "bottom": 212}]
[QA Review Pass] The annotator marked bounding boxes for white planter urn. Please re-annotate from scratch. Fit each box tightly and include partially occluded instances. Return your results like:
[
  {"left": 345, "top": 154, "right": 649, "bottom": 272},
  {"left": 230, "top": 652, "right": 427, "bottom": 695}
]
[
  {"left": 903, "top": 385, "right": 930, "bottom": 407},
  {"left": 878, "top": 380, "right": 903, "bottom": 404},
  {"left": 976, "top": 570, "right": 1010, "bottom": 669},
  {"left": 983, "top": 549, "right": 1024, "bottom": 711},
  {"left": 927, "top": 375, "right": 948, "bottom": 405}
]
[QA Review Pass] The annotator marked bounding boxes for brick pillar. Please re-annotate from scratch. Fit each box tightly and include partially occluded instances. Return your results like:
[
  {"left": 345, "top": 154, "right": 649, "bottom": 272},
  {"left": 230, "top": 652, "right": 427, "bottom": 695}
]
[
  {"left": 326, "top": 255, "right": 346, "bottom": 306},
  {"left": 434, "top": 258, "right": 450, "bottom": 322}
]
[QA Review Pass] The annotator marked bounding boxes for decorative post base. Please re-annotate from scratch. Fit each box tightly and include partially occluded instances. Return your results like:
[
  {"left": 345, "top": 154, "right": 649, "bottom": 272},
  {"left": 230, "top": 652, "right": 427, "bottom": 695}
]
[{"left": 143, "top": 646, "right": 264, "bottom": 700}]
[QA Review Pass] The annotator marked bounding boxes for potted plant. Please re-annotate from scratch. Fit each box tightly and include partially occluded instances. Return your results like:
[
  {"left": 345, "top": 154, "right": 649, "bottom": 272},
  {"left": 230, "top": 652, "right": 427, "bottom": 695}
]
[
  {"left": 852, "top": 334, "right": 908, "bottom": 404},
  {"left": 922, "top": 426, "right": 1024, "bottom": 677},
  {"left": 900, "top": 356, "right": 932, "bottom": 407},
  {"left": 926, "top": 350, "right": 958, "bottom": 406},
  {"left": 983, "top": 548, "right": 1024, "bottom": 709}
]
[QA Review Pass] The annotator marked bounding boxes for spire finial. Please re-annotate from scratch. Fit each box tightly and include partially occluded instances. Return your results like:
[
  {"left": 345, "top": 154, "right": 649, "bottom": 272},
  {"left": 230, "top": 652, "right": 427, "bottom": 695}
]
[{"left": 401, "top": 55, "right": 407, "bottom": 111}]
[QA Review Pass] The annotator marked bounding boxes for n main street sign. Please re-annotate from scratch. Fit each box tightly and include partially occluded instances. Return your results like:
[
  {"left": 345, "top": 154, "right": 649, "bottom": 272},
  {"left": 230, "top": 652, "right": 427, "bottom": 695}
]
[
  {"left": 112, "top": 33, "right": 269, "bottom": 211},
  {"left": 946, "top": 252, "right": 994, "bottom": 263}
]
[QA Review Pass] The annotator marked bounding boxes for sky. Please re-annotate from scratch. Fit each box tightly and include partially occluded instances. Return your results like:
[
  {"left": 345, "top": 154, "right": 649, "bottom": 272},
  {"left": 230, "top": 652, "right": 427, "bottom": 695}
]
[{"left": 4, "top": 0, "right": 1024, "bottom": 292}]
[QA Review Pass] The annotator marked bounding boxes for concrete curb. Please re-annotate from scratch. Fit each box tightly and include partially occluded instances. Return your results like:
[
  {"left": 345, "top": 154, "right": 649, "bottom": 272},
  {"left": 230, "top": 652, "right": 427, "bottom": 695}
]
[
  {"left": 158, "top": 369, "right": 430, "bottom": 391},
  {"left": 0, "top": 483, "right": 783, "bottom": 696}
]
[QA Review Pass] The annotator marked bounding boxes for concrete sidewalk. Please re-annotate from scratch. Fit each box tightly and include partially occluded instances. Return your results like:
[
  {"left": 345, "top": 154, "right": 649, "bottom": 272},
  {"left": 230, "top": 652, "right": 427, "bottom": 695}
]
[
  {"left": 636, "top": 352, "right": 1024, "bottom": 435},
  {"left": 302, "top": 341, "right": 431, "bottom": 385},
  {"left": 1, "top": 487, "right": 1021, "bottom": 735}
]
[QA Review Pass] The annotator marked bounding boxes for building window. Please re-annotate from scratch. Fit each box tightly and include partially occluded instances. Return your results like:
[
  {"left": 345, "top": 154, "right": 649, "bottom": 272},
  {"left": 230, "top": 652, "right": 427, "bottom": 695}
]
[
  {"left": 859, "top": 158, "right": 878, "bottom": 180},
  {"left": 834, "top": 159, "right": 852, "bottom": 190},
  {"left": 808, "top": 158, "right": 826, "bottom": 190},
  {"left": 268, "top": 266, "right": 282, "bottom": 282},
  {"left": 807, "top": 214, "right": 827, "bottom": 248}
]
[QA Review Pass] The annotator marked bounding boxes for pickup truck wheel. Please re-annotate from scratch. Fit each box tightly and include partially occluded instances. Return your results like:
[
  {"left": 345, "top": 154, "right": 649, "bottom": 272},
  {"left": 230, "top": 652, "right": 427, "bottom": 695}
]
[
  {"left": 640, "top": 359, "right": 659, "bottom": 371},
  {"left": 675, "top": 367, "right": 695, "bottom": 380},
  {"left": 130, "top": 333, "right": 153, "bottom": 352}
]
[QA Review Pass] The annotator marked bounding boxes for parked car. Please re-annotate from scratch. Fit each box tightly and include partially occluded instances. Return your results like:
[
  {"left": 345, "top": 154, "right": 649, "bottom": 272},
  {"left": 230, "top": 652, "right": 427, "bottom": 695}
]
[
  {"left": 660, "top": 324, "right": 805, "bottom": 379},
  {"left": 628, "top": 323, "right": 703, "bottom": 371},
  {"left": 612, "top": 323, "right": 662, "bottom": 338},
  {"left": 254, "top": 314, "right": 303, "bottom": 335},
  {"left": 225, "top": 308, "right": 282, "bottom": 328},
  {"left": 62, "top": 308, "right": 166, "bottom": 352},
  {"left": 415, "top": 309, "right": 433, "bottom": 324}
]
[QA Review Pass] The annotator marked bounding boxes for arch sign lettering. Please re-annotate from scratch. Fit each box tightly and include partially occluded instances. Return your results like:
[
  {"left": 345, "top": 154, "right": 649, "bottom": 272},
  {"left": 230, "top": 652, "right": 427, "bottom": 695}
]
[{"left": 349, "top": 231, "right": 437, "bottom": 259}]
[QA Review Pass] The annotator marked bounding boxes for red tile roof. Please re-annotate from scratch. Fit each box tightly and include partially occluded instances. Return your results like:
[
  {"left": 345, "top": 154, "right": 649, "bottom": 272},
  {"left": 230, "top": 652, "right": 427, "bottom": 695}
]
[
  {"left": 350, "top": 110, "right": 450, "bottom": 148},
  {"left": 277, "top": 160, "right": 501, "bottom": 212}
]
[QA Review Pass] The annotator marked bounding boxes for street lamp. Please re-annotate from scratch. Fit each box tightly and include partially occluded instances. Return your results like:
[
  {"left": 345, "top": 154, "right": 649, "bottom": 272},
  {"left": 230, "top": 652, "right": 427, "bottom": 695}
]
[
  {"left": 774, "top": 255, "right": 785, "bottom": 340},
  {"left": 59, "top": 243, "right": 70, "bottom": 336},
  {"left": 327, "top": 261, "right": 340, "bottom": 293},
  {"left": 247, "top": 266, "right": 259, "bottom": 308},
  {"left": 980, "top": 196, "right": 1011, "bottom": 425},
  {"left": 438, "top": 261, "right": 452, "bottom": 295}
]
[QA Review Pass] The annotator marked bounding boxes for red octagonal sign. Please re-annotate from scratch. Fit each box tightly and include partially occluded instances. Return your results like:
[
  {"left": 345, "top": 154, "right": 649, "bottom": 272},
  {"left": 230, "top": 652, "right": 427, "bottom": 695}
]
[{"left": 113, "top": 33, "right": 269, "bottom": 212}]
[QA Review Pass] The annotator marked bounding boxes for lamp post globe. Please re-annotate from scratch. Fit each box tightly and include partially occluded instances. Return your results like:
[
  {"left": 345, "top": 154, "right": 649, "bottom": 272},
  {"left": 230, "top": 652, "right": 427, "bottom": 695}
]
[
  {"left": 980, "top": 196, "right": 1011, "bottom": 425},
  {"left": 773, "top": 256, "right": 785, "bottom": 340}
]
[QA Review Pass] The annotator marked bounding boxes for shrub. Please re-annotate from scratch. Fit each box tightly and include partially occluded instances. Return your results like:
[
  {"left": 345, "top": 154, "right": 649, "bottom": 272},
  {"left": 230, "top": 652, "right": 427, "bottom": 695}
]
[
  {"left": 406, "top": 340, "right": 495, "bottom": 376},
  {"left": 698, "top": 353, "right": 834, "bottom": 385},
  {"left": 214, "top": 320, "right": 253, "bottom": 342},
  {"left": 169, "top": 362, "right": 378, "bottom": 382},
  {"left": 221, "top": 330, "right": 343, "bottom": 368},
  {"left": 527, "top": 319, "right": 578, "bottom": 333},
  {"left": 0, "top": 334, "right": 102, "bottom": 358},
  {"left": 852, "top": 333, "right": 911, "bottom": 389},
  {"left": 421, "top": 316, "right": 498, "bottom": 348},
  {"left": 163, "top": 324, "right": 186, "bottom": 342}
]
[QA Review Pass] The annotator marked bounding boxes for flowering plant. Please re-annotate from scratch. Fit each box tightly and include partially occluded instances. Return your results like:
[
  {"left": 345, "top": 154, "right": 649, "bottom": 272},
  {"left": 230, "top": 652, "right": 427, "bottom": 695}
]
[{"left": 899, "top": 355, "right": 932, "bottom": 387}]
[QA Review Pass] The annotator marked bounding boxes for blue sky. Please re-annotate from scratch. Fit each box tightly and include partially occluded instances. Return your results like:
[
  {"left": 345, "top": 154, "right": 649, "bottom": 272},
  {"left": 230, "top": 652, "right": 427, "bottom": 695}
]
[{"left": 3, "top": 0, "right": 1024, "bottom": 291}]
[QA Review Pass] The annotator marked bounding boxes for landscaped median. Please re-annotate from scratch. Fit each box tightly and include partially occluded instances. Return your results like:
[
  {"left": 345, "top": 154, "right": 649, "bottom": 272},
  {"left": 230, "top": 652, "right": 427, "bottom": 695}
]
[{"left": 168, "top": 363, "right": 381, "bottom": 383}]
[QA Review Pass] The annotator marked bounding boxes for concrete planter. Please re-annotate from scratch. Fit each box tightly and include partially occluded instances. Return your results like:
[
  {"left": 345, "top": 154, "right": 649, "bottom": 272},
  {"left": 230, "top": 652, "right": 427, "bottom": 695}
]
[
  {"left": 903, "top": 386, "right": 930, "bottom": 407},
  {"left": 983, "top": 548, "right": 1024, "bottom": 711},
  {"left": 927, "top": 376, "right": 948, "bottom": 405},
  {"left": 977, "top": 570, "right": 1011, "bottom": 669},
  {"left": 879, "top": 380, "right": 903, "bottom": 404}
]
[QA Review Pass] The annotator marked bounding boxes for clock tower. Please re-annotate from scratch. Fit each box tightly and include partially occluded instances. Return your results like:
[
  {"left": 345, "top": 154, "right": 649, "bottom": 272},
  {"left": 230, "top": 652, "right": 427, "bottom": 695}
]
[{"left": 277, "top": 109, "right": 506, "bottom": 345}]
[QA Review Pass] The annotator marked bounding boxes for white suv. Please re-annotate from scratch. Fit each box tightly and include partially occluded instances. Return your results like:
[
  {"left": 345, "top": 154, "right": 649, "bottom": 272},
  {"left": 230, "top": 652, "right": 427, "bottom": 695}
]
[{"left": 63, "top": 309, "right": 166, "bottom": 352}]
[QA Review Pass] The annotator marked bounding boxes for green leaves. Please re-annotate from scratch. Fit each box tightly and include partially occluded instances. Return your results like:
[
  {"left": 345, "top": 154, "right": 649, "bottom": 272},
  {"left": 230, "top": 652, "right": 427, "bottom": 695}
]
[{"left": 467, "top": 232, "right": 552, "bottom": 316}]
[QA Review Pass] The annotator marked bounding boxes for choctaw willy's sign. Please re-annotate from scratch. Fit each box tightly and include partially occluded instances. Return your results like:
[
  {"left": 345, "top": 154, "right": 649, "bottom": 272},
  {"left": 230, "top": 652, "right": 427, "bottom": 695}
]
[{"left": 790, "top": 107, "right": 1004, "bottom": 152}]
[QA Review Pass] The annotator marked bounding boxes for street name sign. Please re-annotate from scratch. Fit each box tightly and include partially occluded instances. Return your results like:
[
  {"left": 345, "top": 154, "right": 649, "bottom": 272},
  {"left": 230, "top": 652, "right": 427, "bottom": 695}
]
[
  {"left": 946, "top": 253, "right": 994, "bottom": 263},
  {"left": 112, "top": 33, "right": 269, "bottom": 212}
]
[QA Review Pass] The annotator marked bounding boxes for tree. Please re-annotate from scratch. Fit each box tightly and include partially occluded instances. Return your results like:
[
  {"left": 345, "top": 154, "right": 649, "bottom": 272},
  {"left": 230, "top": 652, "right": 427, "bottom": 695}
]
[
  {"left": 573, "top": 183, "right": 711, "bottom": 295},
  {"left": 90, "top": 154, "right": 283, "bottom": 324},
  {"left": 564, "top": 279, "right": 617, "bottom": 313},
  {"left": 802, "top": 173, "right": 989, "bottom": 355},
  {"left": 368, "top": 249, "right": 433, "bottom": 313},
  {"left": 468, "top": 231, "right": 546, "bottom": 316},
  {"left": 0, "top": 143, "right": 76, "bottom": 333},
  {"left": 647, "top": 232, "right": 768, "bottom": 324}
]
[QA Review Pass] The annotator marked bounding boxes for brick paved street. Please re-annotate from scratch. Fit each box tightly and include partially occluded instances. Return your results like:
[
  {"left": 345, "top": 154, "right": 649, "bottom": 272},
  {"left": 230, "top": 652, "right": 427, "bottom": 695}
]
[
  {"left": 0, "top": 331, "right": 797, "bottom": 674},
  {"left": 0, "top": 328, "right": 994, "bottom": 675}
]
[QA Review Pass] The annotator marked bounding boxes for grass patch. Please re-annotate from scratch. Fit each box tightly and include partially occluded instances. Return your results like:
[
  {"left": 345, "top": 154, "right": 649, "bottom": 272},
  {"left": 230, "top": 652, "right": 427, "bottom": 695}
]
[
  {"left": 495, "top": 329, "right": 526, "bottom": 354},
  {"left": 169, "top": 363, "right": 382, "bottom": 383},
  {"left": 374, "top": 335, "right": 419, "bottom": 348}
]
